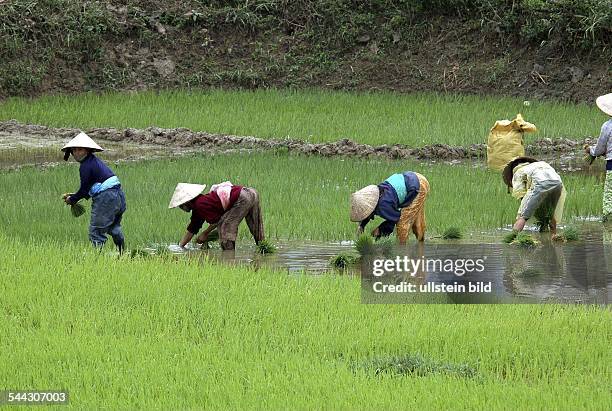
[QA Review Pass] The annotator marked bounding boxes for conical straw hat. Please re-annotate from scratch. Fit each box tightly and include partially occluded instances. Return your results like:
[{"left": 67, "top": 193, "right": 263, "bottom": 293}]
[
  {"left": 596, "top": 93, "right": 612, "bottom": 116},
  {"left": 350, "top": 185, "right": 379, "bottom": 222},
  {"left": 168, "top": 183, "right": 206, "bottom": 208},
  {"left": 61, "top": 132, "right": 104, "bottom": 152}
]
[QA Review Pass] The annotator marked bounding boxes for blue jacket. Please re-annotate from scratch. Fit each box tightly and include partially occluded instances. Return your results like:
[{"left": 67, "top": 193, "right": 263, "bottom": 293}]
[
  {"left": 360, "top": 172, "right": 420, "bottom": 235},
  {"left": 69, "top": 154, "right": 115, "bottom": 203}
]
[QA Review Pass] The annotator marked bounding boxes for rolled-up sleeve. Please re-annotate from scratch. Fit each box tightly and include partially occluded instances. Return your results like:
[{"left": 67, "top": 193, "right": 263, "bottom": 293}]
[{"left": 187, "top": 215, "right": 204, "bottom": 234}]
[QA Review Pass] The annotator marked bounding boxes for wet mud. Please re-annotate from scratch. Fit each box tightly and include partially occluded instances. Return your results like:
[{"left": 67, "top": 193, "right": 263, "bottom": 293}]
[{"left": 0, "top": 120, "right": 597, "bottom": 163}]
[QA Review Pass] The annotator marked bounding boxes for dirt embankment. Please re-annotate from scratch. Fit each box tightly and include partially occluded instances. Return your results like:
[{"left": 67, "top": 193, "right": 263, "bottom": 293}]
[{"left": 0, "top": 120, "right": 592, "bottom": 161}]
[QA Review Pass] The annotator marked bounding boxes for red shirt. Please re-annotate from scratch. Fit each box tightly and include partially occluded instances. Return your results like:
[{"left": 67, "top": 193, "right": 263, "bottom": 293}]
[{"left": 187, "top": 186, "right": 243, "bottom": 233}]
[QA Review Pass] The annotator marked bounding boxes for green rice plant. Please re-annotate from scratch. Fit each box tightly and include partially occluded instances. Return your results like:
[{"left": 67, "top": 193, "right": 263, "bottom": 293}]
[
  {"left": 256, "top": 239, "right": 276, "bottom": 254},
  {"left": 376, "top": 236, "right": 396, "bottom": 258},
  {"left": 533, "top": 202, "right": 555, "bottom": 232},
  {"left": 511, "top": 232, "right": 539, "bottom": 247},
  {"left": 553, "top": 226, "right": 580, "bottom": 243},
  {"left": 354, "top": 233, "right": 375, "bottom": 256},
  {"left": 0, "top": 90, "right": 602, "bottom": 147},
  {"left": 503, "top": 231, "right": 518, "bottom": 244},
  {"left": 0, "top": 235, "right": 610, "bottom": 409},
  {"left": 0, "top": 152, "right": 603, "bottom": 245},
  {"left": 442, "top": 226, "right": 463, "bottom": 239},
  {"left": 329, "top": 253, "right": 357, "bottom": 269},
  {"left": 70, "top": 202, "right": 85, "bottom": 218},
  {"left": 357, "top": 354, "right": 477, "bottom": 378}
]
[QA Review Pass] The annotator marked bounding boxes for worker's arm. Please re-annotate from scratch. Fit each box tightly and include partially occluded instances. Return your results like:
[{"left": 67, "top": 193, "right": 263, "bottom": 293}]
[
  {"left": 196, "top": 223, "right": 218, "bottom": 244},
  {"left": 179, "top": 231, "right": 195, "bottom": 248},
  {"left": 589, "top": 121, "right": 611, "bottom": 157}
]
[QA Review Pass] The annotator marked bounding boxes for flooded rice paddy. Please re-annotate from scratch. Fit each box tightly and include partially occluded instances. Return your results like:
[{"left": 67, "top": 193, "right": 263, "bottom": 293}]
[{"left": 146, "top": 223, "right": 611, "bottom": 304}]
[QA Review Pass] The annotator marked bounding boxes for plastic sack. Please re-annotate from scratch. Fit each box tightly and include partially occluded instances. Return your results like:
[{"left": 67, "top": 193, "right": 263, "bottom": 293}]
[{"left": 487, "top": 113, "right": 537, "bottom": 170}]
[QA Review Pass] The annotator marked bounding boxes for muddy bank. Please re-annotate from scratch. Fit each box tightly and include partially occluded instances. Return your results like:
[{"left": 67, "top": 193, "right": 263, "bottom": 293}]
[{"left": 0, "top": 120, "right": 595, "bottom": 162}]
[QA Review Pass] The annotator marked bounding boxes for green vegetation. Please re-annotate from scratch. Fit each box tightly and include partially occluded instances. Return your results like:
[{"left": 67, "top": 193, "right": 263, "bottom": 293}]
[
  {"left": 0, "top": 90, "right": 605, "bottom": 146},
  {"left": 69, "top": 202, "right": 86, "bottom": 218},
  {"left": 511, "top": 232, "right": 539, "bottom": 247},
  {"left": 0, "top": 152, "right": 602, "bottom": 245},
  {"left": 0, "top": 235, "right": 610, "bottom": 409},
  {"left": 553, "top": 226, "right": 581, "bottom": 243},
  {"left": 0, "top": 1, "right": 608, "bottom": 96},
  {"left": 442, "top": 226, "right": 463, "bottom": 240},
  {"left": 356, "top": 354, "right": 477, "bottom": 379},
  {"left": 329, "top": 252, "right": 357, "bottom": 269},
  {"left": 256, "top": 239, "right": 276, "bottom": 254}
]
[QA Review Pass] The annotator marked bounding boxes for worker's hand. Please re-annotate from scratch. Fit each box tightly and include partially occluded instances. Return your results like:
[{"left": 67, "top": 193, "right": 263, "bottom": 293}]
[
  {"left": 195, "top": 232, "right": 209, "bottom": 244},
  {"left": 583, "top": 144, "right": 591, "bottom": 154},
  {"left": 356, "top": 225, "right": 364, "bottom": 236},
  {"left": 371, "top": 227, "right": 380, "bottom": 238},
  {"left": 62, "top": 193, "right": 74, "bottom": 205}
]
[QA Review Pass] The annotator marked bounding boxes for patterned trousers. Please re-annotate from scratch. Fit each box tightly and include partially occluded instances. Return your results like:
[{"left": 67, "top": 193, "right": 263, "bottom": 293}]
[
  {"left": 604, "top": 170, "right": 612, "bottom": 221},
  {"left": 396, "top": 173, "right": 429, "bottom": 244}
]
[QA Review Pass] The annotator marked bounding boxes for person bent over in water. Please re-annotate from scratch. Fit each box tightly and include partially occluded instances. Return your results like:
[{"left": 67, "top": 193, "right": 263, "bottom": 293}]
[
  {"left": 502, "top": 157, "right": 566, "bottom": 237},
  {"left": 169, "top": 182, "right": 264, "bottom": 250},
  {"left": 350, "top": 171, "right": 429, "bottom": 244}
]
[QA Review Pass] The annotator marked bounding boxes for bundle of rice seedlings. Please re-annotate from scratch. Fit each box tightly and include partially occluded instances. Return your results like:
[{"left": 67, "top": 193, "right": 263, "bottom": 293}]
[
  {"left": 553, "top": 226, "right": 580, "bottom": 242},
  {"left": 502, "top": 231, "right": 518, "bottom": 244},
  {"left": 256, "top": 239, "right": 276, "bottom": 254},
  {"left": 330, "top": 253, "right": 357, "bottom": 269},
  {"left": 511, "top": 232, "right": 538, "bottom": 247},
  {"left": 376, "top": 236, "right": 396, "bottom": 258},
  {"left": 442, "top": 226, "right": 463, "bottom": 239},
  {"left": 354, "top": 233, "right": 375, "bottom": 256},
  {"left": 70, "top": 202, "right": 86, "bottom": 218}
]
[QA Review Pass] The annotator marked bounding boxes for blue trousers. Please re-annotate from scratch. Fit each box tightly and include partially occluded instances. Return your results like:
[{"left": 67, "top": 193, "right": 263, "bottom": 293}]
[{"left": 89, "top": 187, "right": 126, "bottom": 248}]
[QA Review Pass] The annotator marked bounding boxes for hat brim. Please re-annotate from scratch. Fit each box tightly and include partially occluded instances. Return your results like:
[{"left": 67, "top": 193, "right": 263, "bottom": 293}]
[{"left": 596, "top": 93, "right": 612, "bottom": 117}]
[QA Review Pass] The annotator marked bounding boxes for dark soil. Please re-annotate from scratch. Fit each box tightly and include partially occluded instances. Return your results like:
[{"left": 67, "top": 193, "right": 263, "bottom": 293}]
[
  {"left": 0, "top": 3, "right": 610, "bottom": 102},
  {"left": 0, "top": 120, "right": 594, "bottom": 162}
]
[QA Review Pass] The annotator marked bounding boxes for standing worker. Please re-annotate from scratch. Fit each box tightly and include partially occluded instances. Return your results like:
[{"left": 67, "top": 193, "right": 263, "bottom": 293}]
[
  {"left": 350, "top": 171, "right": 429, "bottom": 244},
  {"left": 584, "top": 93, "right": 612, "bottom": 222},
  {"left": 62, "top": 132, "right": 127, "bottom": 253},
  {"left": 169, "top": 181, "right": 265, "bottom": 250},
  {"left": 502, "top": 157, "right": 566, "bottom": 237}
]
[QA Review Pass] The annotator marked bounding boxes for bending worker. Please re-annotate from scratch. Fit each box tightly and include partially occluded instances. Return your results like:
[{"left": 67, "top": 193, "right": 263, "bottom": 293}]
[
  {"left": 502, "top": 157, "right": 566, "bottom": 237},
  {"left": 350, "top": 171, "right": 429, "bottom": 244},
  {"left": 62, "top": 132, "right": 127, "bottom": 253},
  {"left": 584, "top": 92, "right": 612, "bottom": 222},
  {"left": 169, "top": 181, "right": 264, "bottom": 250}
]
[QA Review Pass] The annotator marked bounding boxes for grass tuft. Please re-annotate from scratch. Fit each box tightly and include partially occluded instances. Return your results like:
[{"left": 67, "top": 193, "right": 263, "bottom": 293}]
[
  {"left": 329, "top": 253, "right": 357, "bottom": 269},
  {"left": 357, "top": 354, "right": 477, "bottom": 379},
  {"left": 354, "top": 233, "right": 375, "bottom": 256},
  {"left": 442, "top": 226, "right": 463, "bottom": 239},
  {"left": 256, "top": 239, "right": 276, "bottom": 254},
  {"left": 511, "top": 232, "right": 539, "bottom": 247}
]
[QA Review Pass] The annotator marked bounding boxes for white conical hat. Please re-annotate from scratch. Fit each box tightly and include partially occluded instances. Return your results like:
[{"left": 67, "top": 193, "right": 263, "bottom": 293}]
[
  {"left": 596, "top": 93, "right": 612, "bottom": 117},
  {"left": 61, "top": 132, "right": 104, "bottom": 152},
  {"left": 168, "top": 183, "right": 206, "bottom": 208},
  {"left": 350, "top": 185, "right": 379, "bottom": 222}
]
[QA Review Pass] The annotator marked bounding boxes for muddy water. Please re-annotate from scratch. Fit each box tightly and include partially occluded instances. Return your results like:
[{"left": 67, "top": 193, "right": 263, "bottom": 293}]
[{"left": 149, "top": 223, "right": 610, "bottom": 304}]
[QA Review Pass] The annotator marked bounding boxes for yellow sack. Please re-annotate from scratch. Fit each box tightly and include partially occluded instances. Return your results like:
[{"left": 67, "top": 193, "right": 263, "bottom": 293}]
[{"left": 487, "top": 113, "right": 537, "bottom": 170}]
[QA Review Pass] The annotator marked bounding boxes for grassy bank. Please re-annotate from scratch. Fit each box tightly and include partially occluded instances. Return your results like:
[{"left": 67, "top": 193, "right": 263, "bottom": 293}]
[
  {"left": 0, "top": 90, "right": 605, "bottom": 146},
  {"left": 0, "top": 235, "right": 610, "bottom": 409},
  {"left": 0, "top": 152, "right": 603, "bottom": 245}
]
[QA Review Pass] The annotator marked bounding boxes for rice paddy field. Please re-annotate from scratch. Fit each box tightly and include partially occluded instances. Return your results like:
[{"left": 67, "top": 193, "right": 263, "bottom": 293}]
[
  {"left": 1, "top": 90, "right": 611, "bottom": 410},
  {"left": 0, "top": 89, "right": 606, "bottom": 146}
]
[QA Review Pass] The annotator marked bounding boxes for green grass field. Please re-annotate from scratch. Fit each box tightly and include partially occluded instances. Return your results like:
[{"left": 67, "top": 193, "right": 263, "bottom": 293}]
[
  {"left": 0, "top": 89, "right": 606, "bottom": 146},
  {"left": 0, "top": 152, "right": 603, "bottom": 245},
  {"left": 0, "top": 235, "right": 610, "bottom": 409}
]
